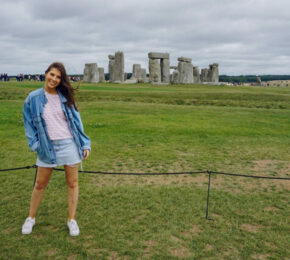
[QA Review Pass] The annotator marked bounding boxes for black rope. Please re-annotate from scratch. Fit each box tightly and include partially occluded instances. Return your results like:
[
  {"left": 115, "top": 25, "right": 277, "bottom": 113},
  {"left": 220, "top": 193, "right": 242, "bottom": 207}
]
[
  {"left": 0, "top": 165, "right": 289, "bottom": 180},
  {"left": 0, "top": 165, "right": 36, "bottom": 172},
  {"left": 210, "top": 170, "right": 290, "bottom": 180},
  {"left": 53, "top": 168, "right": 207, "bottom": 176}
]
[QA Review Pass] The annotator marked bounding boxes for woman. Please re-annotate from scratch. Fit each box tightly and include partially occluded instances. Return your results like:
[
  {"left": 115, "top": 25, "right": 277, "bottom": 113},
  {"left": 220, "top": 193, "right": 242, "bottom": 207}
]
[{"left": 22, "top": 62, "right": 91, "bottom": 236}]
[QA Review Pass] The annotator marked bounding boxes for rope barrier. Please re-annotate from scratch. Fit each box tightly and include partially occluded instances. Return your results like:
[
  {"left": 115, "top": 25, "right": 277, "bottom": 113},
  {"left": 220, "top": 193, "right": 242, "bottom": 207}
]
[
  {"left": 1, "top": 164, "right": 289, "bottom": 221},
  {"left": 0, "top": 165, "right": 36, "bottom": 172},
  {"left": 0, "top": 165, "right": 289, "bottom": 180}
]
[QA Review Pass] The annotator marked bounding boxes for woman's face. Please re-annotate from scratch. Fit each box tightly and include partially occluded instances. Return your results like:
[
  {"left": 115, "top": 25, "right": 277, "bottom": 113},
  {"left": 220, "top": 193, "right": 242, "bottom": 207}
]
[{"left": 45, "top": 68, "right": 61, "bottom": 91}]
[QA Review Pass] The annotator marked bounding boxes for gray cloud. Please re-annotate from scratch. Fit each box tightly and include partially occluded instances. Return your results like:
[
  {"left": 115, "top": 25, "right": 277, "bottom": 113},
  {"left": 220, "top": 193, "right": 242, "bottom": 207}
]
[{"left": 1, "top": 0, "right": 290, "bottom": 75}]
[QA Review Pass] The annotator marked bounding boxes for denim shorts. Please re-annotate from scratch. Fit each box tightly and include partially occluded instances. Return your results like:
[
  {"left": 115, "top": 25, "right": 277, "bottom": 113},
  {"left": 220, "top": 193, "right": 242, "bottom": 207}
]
[{"left": 36, "top": 138, "right": 81, "bottom": 168}]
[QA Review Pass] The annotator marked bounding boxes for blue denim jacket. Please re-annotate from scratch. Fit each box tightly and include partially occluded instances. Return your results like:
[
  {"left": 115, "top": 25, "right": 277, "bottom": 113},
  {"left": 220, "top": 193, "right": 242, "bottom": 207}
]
[{"left": 23, "top": 87, "right": 91, "bottom": 164}]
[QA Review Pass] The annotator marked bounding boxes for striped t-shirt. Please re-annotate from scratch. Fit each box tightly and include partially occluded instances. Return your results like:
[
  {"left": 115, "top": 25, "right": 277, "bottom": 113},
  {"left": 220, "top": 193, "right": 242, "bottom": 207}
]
[{"left": 43, "top": 91, "right": 73, "bottom": 140}]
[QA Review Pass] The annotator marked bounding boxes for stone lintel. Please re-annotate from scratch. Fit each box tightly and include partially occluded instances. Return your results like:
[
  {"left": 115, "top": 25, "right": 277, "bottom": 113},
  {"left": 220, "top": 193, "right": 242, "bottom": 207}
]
[
  {"left": 108, "top": 55, "right": 115, "bottom": 60},
  {"left": 148, "top": 52, "right": 169, "bottom": 59},
  {"left": 177, "top": 57, "right": 192, "bottom": 63}
]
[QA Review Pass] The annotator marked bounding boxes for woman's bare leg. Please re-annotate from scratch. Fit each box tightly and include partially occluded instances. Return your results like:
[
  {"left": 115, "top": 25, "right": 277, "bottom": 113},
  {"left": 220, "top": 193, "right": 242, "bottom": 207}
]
[
  {"left": 65, "top": 165, "right": 79, "bottom": 220},
  {"left": 28, "top": 167, "right": 53, "bottom": 218}
]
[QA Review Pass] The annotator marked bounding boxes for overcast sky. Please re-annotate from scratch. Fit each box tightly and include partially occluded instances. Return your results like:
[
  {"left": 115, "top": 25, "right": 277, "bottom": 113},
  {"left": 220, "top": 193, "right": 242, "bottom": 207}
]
[{"left": 1, "top": 0, "right": 290, "bottom": 75}]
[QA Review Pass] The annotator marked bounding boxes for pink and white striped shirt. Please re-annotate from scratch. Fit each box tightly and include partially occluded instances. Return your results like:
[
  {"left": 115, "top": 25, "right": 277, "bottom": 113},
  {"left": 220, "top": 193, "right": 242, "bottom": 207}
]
[{"left": 43, "top": 91, "right": 73, "bottom": 140}]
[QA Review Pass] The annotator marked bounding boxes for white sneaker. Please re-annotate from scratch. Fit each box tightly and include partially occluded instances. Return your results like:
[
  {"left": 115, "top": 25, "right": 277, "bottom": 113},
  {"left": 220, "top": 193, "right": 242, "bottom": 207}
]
[
  {"left": 67, "top": 219, "right": 80, "bottom": 236},
  {"left": 22, "top": 217, "right": 36, "bottom": 235}
]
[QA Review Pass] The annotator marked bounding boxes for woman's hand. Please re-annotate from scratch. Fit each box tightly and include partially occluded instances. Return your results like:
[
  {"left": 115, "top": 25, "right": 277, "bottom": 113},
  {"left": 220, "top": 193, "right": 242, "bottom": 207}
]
[{"left": 83, "top": 149, "right": 90, "bottom": 160}]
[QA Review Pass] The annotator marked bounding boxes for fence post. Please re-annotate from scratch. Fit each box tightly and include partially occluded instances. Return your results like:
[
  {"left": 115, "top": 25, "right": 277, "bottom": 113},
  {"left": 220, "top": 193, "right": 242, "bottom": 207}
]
[{"left": 206, "top": 171, "right": 214, "bottom": 220}]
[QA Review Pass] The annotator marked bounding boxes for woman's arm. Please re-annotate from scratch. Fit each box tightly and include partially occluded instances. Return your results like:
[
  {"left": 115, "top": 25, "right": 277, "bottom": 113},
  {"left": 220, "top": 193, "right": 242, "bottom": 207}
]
[
  {"left": 23, "top": 98, "right": 39, "bottom": 152},
  {"left": 70, "top": 107, "right": 91, "bottom": 152}
]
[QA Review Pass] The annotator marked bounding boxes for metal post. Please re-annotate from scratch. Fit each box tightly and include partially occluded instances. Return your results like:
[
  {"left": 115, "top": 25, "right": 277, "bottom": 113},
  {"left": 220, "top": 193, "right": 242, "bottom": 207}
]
[{"left": 206, "top": 171, "right": 214, "bottom": 220}]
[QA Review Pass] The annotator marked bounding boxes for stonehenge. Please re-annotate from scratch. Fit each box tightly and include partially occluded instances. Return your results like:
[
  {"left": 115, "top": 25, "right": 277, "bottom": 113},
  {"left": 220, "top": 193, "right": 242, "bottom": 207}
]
[
  {"left": 200, "top": 64, "right": 219, "bottom": 83},
  {"left": 83, "top": 51, "right": 219, "bottom": 85},
  {"left": 177, "top": 57, "right": 194, "bottom": 84},
  {"left": 83, "top": 63, "right": 105, "bottom": 83},
  {"left": 170, "top": 57, "right": 201, "bottom": 84},
  {"left": 200, "top": 68, "right": 209, "bottom": 83},
  {"left": 207, "top": 63, "right": 219, "bottom": 83},
  {"left": 108, "top": 51, "right": 125, "bottom": 83},
  {"left": 131, "top": 64, "right": 147, "bottom": 83},
  {"left": 98, "top": 67, "right": 105, "bottom": 82},
  {"left": 83, "top": 63, "right": 99, "bottom": 83},
  {"left": 148, "top": 52, "right": 170, "bottom": 84},
  {"left": 193, "top": 66, "right": 200, "bottom": 83}
]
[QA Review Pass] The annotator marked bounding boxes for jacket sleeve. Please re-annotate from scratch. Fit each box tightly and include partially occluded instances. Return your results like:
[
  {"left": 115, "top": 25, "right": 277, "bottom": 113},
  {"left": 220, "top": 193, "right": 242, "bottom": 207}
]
[
  {"left": 23, "top": 97, "right": 39, "bottom": 152},
  {"left": 71, "top": 107, "right": 91, "bottom": 151}
]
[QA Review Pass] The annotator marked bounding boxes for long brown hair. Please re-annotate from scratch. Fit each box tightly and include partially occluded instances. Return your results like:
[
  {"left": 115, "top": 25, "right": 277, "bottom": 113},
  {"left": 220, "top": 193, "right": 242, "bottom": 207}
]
[{"left": 45, "top": 62, "right": 78, "bottom": 110}]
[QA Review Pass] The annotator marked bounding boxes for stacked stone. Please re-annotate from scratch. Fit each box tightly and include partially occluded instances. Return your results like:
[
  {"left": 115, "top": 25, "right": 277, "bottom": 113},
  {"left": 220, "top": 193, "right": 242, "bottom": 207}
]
[
  {"left": 83, "top": 63, "right": 99, "bottom": 83},
  {"left": 108, "top": 51, "right": 125, "bottom": 83},
  {"left": 201, "top": 63, "right": 219, "bottom": 83},
  {"left": 207, "top": 63, "right": 219, "bottom": 83},
  {"left": 177, "top": 57, "right": 194, "bottom": 84},
  {"left": 108, "top": 55, "right": 115, "bottom": 82},
  {"left": 98, "top": 67, "right": 105, "bottom": 82},
  {"left": 200, "top": 68, "right": 209, "bottom": 82},
  {"left": 193, "top": 66, "right": 200, "bottom": 83},
  {"left": 131, "top": 64, "right": 146, "bottom": 82},
  {"left": 114, "top": 51, "right": 125, "bottom": 82},
  {"left": 148, "top": 52, "right": 170, "bottom": 84}
]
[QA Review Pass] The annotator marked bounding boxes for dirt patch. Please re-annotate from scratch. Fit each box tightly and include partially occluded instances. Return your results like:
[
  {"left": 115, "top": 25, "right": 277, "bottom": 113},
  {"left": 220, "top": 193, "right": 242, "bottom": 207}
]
[
  {"left": 181, "top": 224, "right": 200, "bottom": 238},
  {"left": 45, "top": 249, "right": 58, "bottom": 257},
  {"left": 251, "top": 253, "right": 271, "bottom": 259},
  {"left": 169, "top": 245, "right": 193, "bottom": 258},
  {"left": 67, "top": 255, "right": 77, "bottom": 260},
  {"left": 171, "top": 235, "right": 182, "bottom": 243},
  {"left": 264, "top": 206, "right": 279, "bottom": 211},
  {"left": 204, "top": 244, "right": 214, "bottom": 251},
  {"left": 240, "top": 223, "right": 260, "bottom": 233},
  {"left": 142, "top": 240, "right": 158, "bottom": 258},
  {"left": 87, "top": 248, "right": 106, "bottom": 256},
  {"left": 109, "top": 251, "right": 120, "bottom": 259}
]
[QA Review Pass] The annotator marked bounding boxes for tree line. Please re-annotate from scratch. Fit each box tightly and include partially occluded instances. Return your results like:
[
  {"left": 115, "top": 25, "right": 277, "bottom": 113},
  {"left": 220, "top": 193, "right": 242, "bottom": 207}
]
[{"left": 219, "top": 75, "right": 290, "bottom": 83}]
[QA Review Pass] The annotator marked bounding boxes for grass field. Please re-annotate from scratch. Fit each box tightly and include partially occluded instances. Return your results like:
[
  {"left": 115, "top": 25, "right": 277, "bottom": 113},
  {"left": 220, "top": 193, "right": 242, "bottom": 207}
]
[{"left": 0, "top": 81, "right": 289, "bottom": 259}]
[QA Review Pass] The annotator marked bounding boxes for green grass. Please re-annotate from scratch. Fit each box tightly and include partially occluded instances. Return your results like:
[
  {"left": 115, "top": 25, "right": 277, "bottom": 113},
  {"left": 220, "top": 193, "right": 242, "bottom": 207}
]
[{"left": 0, "top": 81, "right": 289, "bottom": 259}]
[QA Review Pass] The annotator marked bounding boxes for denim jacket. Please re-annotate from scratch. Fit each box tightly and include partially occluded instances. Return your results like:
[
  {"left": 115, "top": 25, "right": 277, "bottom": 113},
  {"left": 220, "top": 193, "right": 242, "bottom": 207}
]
[{"left": 23, "top": 87, "right": 91, "bottom": 164}]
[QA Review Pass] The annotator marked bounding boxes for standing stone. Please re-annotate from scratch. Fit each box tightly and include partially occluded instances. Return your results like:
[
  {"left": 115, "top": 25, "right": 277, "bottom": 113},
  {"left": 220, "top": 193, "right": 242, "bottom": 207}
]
[
  {"left": 172, "top": 70, "right": 179, "bottom": 84},
  {"left": 108, "top": 55, "right": 115, "bottom": 82},
  {"left": 98, "top": 67, "right": 105, "bottom": 82},
  {"left": 132, "top": 64, "right": 142, "bottom": 79},
  {"left": 208, "top": 63, "right": 219, "bottom": 83},
  {"left": 193, "top": 66, "right": 200, "bottom": 83},
  {"left": 160, "top": 58, "right": 170, "bottom": 83},
  {"left": 140, "top": 68, "right": 146, "bottom": 82},
  {"left": 113, "top": 51, "right": 124, "bottom": 82},
  {"left": 149, "top": 58, "right": 161, "bottom": 83},
  {"left": 83, "top": 63, "right": 99, "bottom": 83},
  {"left": 201, "top": 68, "right": 209, "bottom": 82},
  {"left": 148, "top": 52, "right": 170, "bottom": 84},
  {"left": 177, "top": 57, "right": 193, "bottom": 84}
]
